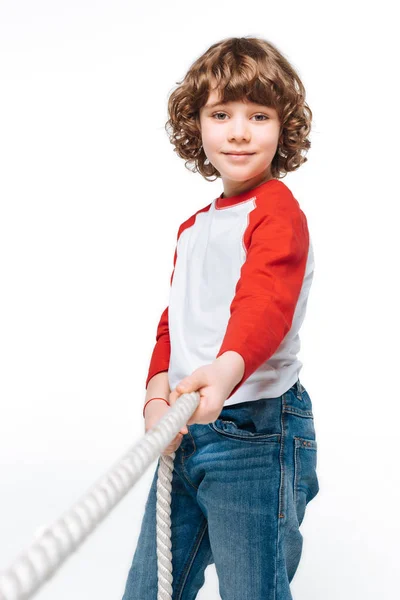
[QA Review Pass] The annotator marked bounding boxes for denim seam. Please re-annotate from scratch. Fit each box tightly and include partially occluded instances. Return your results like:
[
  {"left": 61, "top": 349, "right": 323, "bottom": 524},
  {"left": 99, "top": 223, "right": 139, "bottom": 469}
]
[
  {"left": 293, "top": 438, "right": 317, "bottom": 526},
  {"left": 294, "top": 439, "right": 300, "bottom": 522},
  {"left": 278, "top": 394, "right": 287, "bottom": 520},
  {"left": 275, "top": 393, "right": 287, "bottom": 600},
  {"left": 175, "top": 518, "right": 209, "bottom": 600}
]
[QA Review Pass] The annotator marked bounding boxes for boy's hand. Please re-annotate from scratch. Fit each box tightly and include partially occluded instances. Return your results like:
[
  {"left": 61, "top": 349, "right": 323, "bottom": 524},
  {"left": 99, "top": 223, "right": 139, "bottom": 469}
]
[
  {"left": 144, "top": 400, "right": 187, "bottom": 456},
  {"left": 169, "top": 353, "right": 245, "bottom": 426}
]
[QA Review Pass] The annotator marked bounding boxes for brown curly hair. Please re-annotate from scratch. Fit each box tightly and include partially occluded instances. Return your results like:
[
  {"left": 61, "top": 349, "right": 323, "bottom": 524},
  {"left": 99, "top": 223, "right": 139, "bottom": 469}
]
[{"left": 165, "top": 36, "right": 312, "bottom": 181}]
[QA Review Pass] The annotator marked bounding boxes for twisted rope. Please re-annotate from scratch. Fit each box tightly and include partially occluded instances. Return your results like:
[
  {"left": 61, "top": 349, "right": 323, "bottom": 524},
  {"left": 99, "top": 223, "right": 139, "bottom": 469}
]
[{"left": 0, "top": 392, "right": 200, "bottom": 600}]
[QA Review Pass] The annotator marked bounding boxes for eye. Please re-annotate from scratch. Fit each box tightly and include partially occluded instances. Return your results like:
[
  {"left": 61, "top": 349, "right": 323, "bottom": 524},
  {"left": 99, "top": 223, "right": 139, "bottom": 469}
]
[
  {"left": 211, "top": 112, "right": 269, "bottom": 121},
  {"left": 212, "top": 112, "right": 228, "bottom": 120}
]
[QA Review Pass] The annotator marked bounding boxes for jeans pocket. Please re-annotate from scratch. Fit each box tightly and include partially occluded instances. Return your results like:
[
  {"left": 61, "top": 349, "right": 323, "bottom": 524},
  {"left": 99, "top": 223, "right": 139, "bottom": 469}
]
[
  {"left": 209, "top": 397, "right": 283, "bottom": 443},
  {"left": 209, "top": 418, "right": 281, "bottom": 443},
  {"left": 294, "top": 437, "right": 319, "bottom": 526}
]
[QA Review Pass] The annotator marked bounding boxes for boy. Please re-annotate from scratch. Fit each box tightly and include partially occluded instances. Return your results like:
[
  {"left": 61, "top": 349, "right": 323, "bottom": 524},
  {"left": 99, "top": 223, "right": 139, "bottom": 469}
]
[{"left": 122, "top": 36, "right": 319, "bottom": 600}]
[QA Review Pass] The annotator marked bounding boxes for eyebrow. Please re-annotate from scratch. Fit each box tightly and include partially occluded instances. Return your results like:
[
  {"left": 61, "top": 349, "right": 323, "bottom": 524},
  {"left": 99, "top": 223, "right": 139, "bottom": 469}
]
[
  {"left": 204, "top": 101, "right": 226, "bottom": 109},
  {"left": 204, "top": 101, "right": 273, "bottom": 110}
]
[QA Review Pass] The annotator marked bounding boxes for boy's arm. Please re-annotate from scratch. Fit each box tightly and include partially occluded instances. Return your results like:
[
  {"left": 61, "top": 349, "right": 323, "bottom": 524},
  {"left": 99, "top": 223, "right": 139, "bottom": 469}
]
[
  {"left": 145, "top": 370, "right": 171, "bottom": 406},
  {"left": 216, "top": 199, "right": 310, "bottom": 400},
  {"left": 144, "top": 223, "right": 182, "bottom": 401},
  {"left": 144, "top": 304, "right": 171, "bottom": 411},
  {"left": 145, "top": 305, "right": 171, "bottom": 390},
  {"left": 213, "top": 350, "right": 245, "bottom": 391}
]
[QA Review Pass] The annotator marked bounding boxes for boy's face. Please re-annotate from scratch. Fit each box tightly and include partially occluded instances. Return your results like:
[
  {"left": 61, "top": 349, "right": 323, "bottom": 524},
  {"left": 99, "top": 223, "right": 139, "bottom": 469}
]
[{"left": 198, "top": 86, "right": 281, "bottom": 197}]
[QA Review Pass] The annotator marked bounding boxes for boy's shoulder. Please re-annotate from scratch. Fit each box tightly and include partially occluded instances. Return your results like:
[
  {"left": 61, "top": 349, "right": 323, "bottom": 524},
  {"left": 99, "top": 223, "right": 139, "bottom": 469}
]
[
  {"left": 176, "top": 201, "right": 213, "bottom": 239},
  {"left": 256, "top": 179, "right": 301, "bottom": 215},
  {"left": 174, "top": 180, "right": 303, "bottom": 240}
]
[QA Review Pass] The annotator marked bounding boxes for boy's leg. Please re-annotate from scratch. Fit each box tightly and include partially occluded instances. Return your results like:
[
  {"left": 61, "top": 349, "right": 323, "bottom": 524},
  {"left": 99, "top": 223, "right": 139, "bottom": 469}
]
[
  {"left": 121, "top": 455, "right": 214, "bottom": 600},
  {"left": 276, "top": 381, "right": 319, "bottom": 592},
  {"left": 191, "top": 382, "right": 318, "bottom": 600}
]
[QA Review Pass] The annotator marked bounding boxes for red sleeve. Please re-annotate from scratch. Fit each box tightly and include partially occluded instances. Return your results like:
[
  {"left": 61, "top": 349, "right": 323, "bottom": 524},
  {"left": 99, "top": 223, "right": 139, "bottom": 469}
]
[
  {"left": 216, "top": 199, "right": 310, "bottom": 399},
  {"left": 145, "top": 305, "right": 171, "bottom": 389},
  {"left": 145, "top": 238, "right": 179, "bottom": 389}
]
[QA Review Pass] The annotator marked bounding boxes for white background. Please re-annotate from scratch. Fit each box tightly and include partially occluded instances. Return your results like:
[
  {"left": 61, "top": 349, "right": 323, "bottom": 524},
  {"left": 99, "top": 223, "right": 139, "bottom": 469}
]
[{"left": 0, "top": 1, "right": 399, "bottom": 598}]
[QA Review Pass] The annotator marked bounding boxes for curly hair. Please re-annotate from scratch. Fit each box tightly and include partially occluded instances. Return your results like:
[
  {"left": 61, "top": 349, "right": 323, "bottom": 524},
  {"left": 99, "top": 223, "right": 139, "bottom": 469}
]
[{"left": 165, "top": 36, "right": 313, "bottom": 181}]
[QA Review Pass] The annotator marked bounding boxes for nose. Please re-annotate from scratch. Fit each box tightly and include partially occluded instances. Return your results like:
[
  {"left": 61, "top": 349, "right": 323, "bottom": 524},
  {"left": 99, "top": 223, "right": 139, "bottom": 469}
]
[{"left": 227, "top": 116, "right": 251, "bottom": 142}]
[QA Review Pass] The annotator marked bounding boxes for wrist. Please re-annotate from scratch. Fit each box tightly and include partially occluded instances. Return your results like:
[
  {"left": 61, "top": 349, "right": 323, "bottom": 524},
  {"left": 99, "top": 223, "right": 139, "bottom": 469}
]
[
  {"left": 214, "top": 351, "right": 245, "bottom": 385},
  {"left": 143, "top": 397, "right": 169, "bottom": 418}
]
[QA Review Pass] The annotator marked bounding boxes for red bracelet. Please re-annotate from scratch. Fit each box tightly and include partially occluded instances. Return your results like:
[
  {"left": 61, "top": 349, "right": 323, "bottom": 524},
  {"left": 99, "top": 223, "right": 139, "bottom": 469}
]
[{"left": 143, "top": 397, "right": 170, "bottom": 418}]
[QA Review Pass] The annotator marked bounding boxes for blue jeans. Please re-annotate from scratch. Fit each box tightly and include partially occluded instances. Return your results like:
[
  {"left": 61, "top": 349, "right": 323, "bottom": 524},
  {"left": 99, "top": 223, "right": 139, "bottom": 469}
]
[{"left": 122, "top": 380, "right": 319, "bottom": 599}]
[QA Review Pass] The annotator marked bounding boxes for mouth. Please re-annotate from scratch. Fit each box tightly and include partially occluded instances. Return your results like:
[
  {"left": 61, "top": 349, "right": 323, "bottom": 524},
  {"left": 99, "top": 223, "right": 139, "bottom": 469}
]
[
  {"left": 223, "top": 152, "right": 255, "bottom": 160},
  {"left": 223, "top": 152, "right": 255, "bottom": 156}
]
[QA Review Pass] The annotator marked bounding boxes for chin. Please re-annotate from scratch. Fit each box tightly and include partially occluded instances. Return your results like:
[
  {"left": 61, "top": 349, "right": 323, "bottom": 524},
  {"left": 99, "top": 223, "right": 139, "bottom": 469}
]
[{"left": 222, "top": 168, "right": 259, "bottom": 179}]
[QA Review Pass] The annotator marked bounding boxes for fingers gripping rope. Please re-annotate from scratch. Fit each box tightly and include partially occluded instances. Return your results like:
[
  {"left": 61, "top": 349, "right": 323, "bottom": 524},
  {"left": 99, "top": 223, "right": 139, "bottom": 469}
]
[{"left": 0, "top": 392, "right": 200, "bottom": 600}]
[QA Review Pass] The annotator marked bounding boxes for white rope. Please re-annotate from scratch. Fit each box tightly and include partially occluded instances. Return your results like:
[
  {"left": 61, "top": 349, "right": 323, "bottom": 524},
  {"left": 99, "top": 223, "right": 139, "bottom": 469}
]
[{"left": 0, "top": 391, "right": 200, "bottom": 600}]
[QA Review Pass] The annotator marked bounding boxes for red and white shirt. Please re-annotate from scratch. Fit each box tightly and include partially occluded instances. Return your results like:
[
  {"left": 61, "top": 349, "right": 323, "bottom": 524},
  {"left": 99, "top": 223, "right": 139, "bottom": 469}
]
[{"left": 146, "top": 178, "right": 314, "bottom": 406}]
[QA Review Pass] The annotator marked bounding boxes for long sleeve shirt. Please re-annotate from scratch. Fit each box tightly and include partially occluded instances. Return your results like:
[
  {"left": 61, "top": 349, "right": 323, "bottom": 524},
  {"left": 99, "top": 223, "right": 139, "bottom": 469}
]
[{"left": 145, "top": 178, "right": 315, "bottom": 406}]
